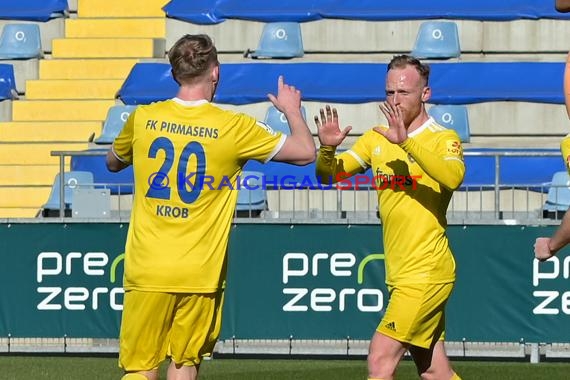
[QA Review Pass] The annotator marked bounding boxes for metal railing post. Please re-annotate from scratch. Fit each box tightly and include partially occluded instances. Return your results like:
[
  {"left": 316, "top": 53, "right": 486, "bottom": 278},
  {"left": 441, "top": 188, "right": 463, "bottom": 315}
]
[
  {"left": 494, "top": 154, "right": 501, "bottom": 220},
  {"left": 58, "top": 153, "right": 65, "bottom": 219}
]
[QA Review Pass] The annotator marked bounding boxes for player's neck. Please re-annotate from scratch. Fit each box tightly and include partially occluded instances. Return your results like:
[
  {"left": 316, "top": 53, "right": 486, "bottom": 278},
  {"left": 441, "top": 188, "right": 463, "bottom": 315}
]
[
  {"left": 176, "top": 84, "right": 213, "bottom": 102},
  {"left": 406, "top": 110, "right": 430, "bottom": 134}
]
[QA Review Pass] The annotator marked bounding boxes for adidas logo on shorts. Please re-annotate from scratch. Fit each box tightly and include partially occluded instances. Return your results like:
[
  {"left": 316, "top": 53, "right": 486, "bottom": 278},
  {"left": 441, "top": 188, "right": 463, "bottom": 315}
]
[{"left": 384, "top": 321, "right": 396, "bottom": 331}]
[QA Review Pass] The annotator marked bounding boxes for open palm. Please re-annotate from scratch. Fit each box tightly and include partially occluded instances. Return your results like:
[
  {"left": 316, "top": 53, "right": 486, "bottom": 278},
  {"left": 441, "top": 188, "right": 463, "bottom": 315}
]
[{"left": 314, "top": 105, "right": 352, "bottom": 147}]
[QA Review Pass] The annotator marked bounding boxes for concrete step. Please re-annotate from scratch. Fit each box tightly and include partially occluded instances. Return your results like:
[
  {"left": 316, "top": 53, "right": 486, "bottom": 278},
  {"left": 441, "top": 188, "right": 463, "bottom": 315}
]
[
  {"left": 65, "top": 18, "right": 165, "bottom": 38},
  {"left": 0, "top": 187, "right": 51, "bottom": 208},
  {"left": 52, "top": 38, "right": 165, "bottom": 58},
  {"left": 39, "top": 59, "right": 138, "bottom": 79},
  {"left": 26, "top": 79, "right": 123, "bottom": 100},
  {"left": 0, "top": 121, "right": 100, "bottom": 142},
  {"left": 12, "top": 100, "right": 116, "bottom": 121},
  {"left": 0, "top": 165, "right": 66, "bottom": 185},
  {"left": 0, "top": 207, "right": 41, "bottom": 218},
  {"left": 0, "top": 143, "right": 87, "bottom": 164},
  {"left": 78, "top": 0, "right": 168, "bottom": 18}
]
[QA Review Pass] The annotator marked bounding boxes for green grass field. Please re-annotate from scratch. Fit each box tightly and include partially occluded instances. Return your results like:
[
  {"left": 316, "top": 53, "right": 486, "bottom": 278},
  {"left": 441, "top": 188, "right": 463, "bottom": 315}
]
[{"left": 2, "top": 356, "right": 570, "bottom": 380}]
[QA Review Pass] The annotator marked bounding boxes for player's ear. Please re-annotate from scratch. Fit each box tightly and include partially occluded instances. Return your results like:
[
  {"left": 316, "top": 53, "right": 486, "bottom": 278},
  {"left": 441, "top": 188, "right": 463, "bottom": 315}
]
[
  {"left": 171, "top": 69, "right": 180, "bottom": 85},
  {"left": 211, "top": 65, "right": 219, "bottom": 85},
  {"left": 421, "top": 86, "right": 431, "bottom": 103}
]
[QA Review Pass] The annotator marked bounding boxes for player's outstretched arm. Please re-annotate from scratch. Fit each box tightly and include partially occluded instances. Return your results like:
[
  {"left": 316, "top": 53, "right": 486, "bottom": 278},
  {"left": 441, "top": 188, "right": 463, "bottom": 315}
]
[
  {"left": 398, "top": 133, "right": 465, "bottom": 191},
  {"left": 535, "top": 207, "right": 570, "bottom": 261},
  {"left": 268, "top": 75, "right": 315, "bottom": 165}
]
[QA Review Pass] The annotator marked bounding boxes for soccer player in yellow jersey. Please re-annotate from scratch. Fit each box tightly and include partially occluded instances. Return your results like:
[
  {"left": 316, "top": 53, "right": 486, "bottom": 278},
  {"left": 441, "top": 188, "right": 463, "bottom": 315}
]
[
  {"left": 106, "top": 34, "right": 315, "bottom": 380},
  {"left": 315, "top": 55, "right": 464, "bottom": 380}
]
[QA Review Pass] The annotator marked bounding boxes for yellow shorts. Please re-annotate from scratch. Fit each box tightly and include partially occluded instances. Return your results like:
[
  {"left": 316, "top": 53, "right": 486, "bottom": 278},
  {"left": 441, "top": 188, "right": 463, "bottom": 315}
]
[
  {"left": 377, "top": 282, "right": 453, "bottom": 349},
  {"left": 119, "top": 289, "right": 224, "bottom": 372}
]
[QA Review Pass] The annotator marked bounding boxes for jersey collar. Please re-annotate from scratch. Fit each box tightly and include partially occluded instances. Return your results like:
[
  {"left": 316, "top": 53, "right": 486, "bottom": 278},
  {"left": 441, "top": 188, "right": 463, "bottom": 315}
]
[
  {"left": 407, "top": 117, "right": 435, "bottom": 138},
  {"left": 172, "top": 97, "right": 209, "bottom": 106}
]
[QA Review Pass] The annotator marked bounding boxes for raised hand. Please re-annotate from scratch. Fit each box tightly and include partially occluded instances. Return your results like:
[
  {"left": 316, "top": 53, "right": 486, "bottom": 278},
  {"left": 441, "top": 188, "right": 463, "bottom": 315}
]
[
  {"left": 374, "top": 101, "right": 408, "bottom": 144},
  {"left": 534, "top": 237, "right": 555, "bottom": 262},
  {"left": 314, "top": 105, "right": 352, "bottom": 147},
  {"left": 267, "top": 75, "right": 302, "bottom": 116}
]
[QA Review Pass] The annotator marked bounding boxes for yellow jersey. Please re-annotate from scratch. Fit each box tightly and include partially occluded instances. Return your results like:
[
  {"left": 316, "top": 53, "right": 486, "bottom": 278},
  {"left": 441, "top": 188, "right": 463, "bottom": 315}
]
[
  {"left": 316, "top": 118, "right": 465, "bottom": 285},
  {"left": 113, "top": 98, "right": 285, "bottom": 293}
]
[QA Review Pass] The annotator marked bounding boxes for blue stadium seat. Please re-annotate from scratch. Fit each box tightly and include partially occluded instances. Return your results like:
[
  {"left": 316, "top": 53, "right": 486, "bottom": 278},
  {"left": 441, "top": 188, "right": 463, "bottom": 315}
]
[
  {"left": 411, "top": 21, "right": 460, "bottom": 59},
  {"left": 428, "top": 105, "right": 471, "bottom": 142},
  {"left": 263, "top": 105, "right": 307, "bottom": 135},
  {"left": 236, "top": 171, "right": 267, "bottom": 217},
  {"left": 94, "top": 105, "right": 137, "bottom": 144},
  {"left": 0, "top": 24, "right": 42, "bottom": 60},
  {"left": 249, "top": 22, "right": 304, "bottom": 59},
  {"left": 543, "top": 171, "right": 570, "bottom": 218},
  {"left": 0, "top": 63, "right": 17, "bottom": 100},
  {"left": 42, "top": 171, "right": 94, "bottom": 217},
  {"left": 70, "top": 149, "right": 134, "bottom": 195}
]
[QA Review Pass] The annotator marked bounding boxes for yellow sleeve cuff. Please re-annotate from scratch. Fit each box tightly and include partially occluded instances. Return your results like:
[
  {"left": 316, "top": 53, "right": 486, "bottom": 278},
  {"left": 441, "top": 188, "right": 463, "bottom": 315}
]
[{"left": 319, "top": 145, "right": 337, "bottom": 154}]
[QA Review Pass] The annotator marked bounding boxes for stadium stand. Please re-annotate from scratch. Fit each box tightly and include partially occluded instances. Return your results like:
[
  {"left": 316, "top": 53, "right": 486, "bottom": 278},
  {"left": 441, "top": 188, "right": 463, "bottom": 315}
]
[
  {"left": 89, "top": 0, "right": 568, "bottom": 221},
  {"left": 410, "top": 21, "right": 461, "bottom": 59},
  {"left": 0, "top": 0, "right": 66, "bottom": 68},
  {"left": 0, "top": 0, "right": 167, "bottom": 218},
  {"left": 246, "top": 22, "right": 304, "bottom": 59},
  {"left": 0, "top": 0, "right": 564, "bottom": 223}
]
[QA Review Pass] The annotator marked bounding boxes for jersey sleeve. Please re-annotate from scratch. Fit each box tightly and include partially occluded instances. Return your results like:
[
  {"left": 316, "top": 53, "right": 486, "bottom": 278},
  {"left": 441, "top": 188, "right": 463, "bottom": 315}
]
[
  {"left": 561, "top": 134, "right": 570, "bottom": 173},
  {"left": 111, "top": 109, "right": 135, "bottom": 164},
  {"left": 315, "top": 131, "right": 372, "bottom": 183},
  {"left": 233, "top": 114, "right": 286, "bottom": 163},
  {"left": 398, "top": 129, "right": 465, "bottom": 191}
]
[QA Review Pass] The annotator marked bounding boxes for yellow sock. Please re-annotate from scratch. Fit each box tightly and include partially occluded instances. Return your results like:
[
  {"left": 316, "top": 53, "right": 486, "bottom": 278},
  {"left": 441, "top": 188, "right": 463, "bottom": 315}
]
[
  {"left": 122, "top": 374, "right": 148, "bottom": 380},
  {"left": 451, "top": 373, "right": 462, "bottom": 380}
]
